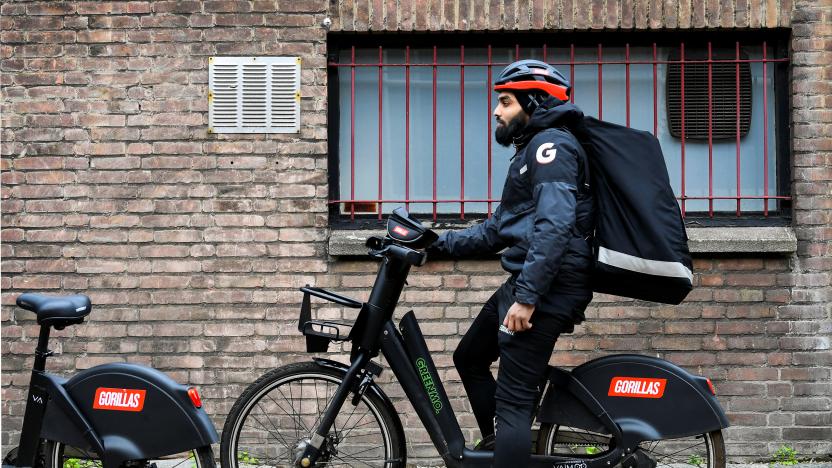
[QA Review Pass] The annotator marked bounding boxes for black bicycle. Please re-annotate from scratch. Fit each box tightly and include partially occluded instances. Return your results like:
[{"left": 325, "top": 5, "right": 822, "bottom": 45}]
[
  {"left": 220, "top": 207, "right": 729, "bottom": 468},
  {"left": 2, "top": 294, "right": 218, "bottom": 468}
]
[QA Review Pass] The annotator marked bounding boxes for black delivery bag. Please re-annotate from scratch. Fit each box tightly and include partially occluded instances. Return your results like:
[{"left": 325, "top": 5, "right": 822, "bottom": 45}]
[{"left": 574, "top": 117, "right": 693, "bottom": 304}]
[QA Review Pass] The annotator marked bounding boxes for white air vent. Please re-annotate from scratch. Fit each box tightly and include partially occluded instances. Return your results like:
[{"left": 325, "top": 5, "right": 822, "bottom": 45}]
[{"left": 208, "top": 56, "right": 300, "bottom": 133}]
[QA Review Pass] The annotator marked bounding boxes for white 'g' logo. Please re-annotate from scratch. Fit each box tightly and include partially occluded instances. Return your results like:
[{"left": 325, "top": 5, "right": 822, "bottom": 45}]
[{"left": 535, "top": 142, "right": 557, "bottom": 164}]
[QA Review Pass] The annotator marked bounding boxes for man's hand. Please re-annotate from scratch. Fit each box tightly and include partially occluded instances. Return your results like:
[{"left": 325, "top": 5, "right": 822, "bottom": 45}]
[{"left": 503, "top": 302, "right": 535, "bottom": 332}]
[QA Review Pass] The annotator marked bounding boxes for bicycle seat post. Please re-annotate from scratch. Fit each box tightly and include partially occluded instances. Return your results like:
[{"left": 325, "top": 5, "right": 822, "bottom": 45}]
[
  {"left": 15, "top": 325, "right": 53, "bottom": 468},
  {"left": 33, "top": 325, "right": 53, "bottom": 372}
]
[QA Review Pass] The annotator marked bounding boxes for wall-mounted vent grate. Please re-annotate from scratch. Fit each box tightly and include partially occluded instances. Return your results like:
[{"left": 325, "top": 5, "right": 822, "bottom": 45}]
[
  {"left": 209, "top": 56, "right": 300, "bottom": 133},
  {"left": 666, "top": 48, "right": 752, "bottom": 140}
]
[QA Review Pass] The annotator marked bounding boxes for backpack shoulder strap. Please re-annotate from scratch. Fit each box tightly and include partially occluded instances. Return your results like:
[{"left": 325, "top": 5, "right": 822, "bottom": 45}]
[{"left": 557, "top": 125, "right": 591, "bottom": 195}]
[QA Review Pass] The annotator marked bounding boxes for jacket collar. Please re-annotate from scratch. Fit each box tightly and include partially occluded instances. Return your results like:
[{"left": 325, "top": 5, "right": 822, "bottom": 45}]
[{"left": 513, "top": 98, "right": 585, "bottom": 150}]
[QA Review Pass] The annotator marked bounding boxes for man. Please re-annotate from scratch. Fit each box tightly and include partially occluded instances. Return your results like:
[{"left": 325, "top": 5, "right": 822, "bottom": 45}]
[{"left": 430, "top": 59, "right": 596, "bottom": 466}]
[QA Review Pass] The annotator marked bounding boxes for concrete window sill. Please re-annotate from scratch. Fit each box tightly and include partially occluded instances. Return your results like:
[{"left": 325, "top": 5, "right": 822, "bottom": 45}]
[{"left": 328, "top": 226, "right": 797, "bottom": 257}]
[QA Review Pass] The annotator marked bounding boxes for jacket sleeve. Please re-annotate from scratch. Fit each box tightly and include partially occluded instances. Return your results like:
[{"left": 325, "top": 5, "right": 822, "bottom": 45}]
[
  {"left": 514, "top": 130, "right": 581, "bottom": 306},
  {"left": 432, "top": 205, "right": 507, "bottom": 257}
]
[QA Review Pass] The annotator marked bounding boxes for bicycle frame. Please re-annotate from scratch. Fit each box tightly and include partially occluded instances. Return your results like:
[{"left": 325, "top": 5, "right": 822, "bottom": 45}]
[
  {"left": 296, "top": 244, "right": 630, "bottom": 468},
  {"left": 15, "top": 325, "right": 105, "bottom": 468}
]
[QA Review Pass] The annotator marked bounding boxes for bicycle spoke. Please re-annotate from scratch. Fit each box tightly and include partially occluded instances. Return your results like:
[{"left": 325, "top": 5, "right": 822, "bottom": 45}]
[
  {"left": 309, "top": 379, "right": 331, "bottom": 431},
  {"left": 339, "top": 444, "right": 389, "bottom": 458},
  {"left": 646, "top": 440, "right": 706, "bottom": 460},
  {"left": 246, "top": 411, "right": 295, "bottom": 452},
  {"left": 327, "top": 451, "right": 383, "bottom": 468},
  {"left": 335, "top": 398, "right": 362, "bottom": 439},
  {"left": 337, "top": 411, "right": 372, "bottom": 442},
  {"left": 273, "top": 384, "right": 311, "bottom": 434},
  {"left": 252, "top": 398, "right": 294, "bottom": 440},
  {"left": 168, "top": 454, "right": 198, "bottom": 468}
]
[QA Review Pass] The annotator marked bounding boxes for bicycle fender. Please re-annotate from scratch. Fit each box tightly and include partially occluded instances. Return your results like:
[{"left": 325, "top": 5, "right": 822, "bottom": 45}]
[
  {"left": 41, "top": 363, "right": 218, "bottom": 465},
  {"left": 538, "top": 354, "right": 728, "bottom": 441}
]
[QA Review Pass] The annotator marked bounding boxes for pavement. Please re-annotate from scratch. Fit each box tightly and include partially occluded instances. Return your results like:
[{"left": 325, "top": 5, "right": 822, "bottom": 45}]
[{"left": 407, "top": 464, "right": 832, "bottom": 468}]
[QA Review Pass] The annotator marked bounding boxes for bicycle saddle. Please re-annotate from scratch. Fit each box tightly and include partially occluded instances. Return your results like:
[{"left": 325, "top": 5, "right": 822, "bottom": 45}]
[{"left": 16, "top": 293, "right": 92, "bottom": 329}]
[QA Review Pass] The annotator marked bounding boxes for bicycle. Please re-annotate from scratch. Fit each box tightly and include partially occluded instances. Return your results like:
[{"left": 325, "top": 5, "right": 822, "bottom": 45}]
[
  {"left": 219, "top": 207, "right": 729, "bottom": 468},
  {"left": 2, "top": 293, "right": 218, "bottom": 468}
]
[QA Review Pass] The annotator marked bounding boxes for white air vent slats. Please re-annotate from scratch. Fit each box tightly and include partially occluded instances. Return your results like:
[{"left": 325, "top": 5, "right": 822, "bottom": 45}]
[
  {"left": 271, "top": 63, "right": 300, "bottom": 127},
  {"left": 211, "top": 64, "right": 239, "bottom": 127},
  {"left": 209, "top": 57, "right": 300, "bottom": 133},
  {"left": 242, "top": 64, "right": 267, "bottom": 127}
]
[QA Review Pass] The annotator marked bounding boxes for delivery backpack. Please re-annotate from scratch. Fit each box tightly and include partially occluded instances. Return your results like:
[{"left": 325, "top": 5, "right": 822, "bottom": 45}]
[{"left": 571, "top": 117, "right": 693, "bottom": 305}]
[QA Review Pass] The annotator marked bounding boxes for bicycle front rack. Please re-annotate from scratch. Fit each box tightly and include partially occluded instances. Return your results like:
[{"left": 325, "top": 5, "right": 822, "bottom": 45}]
[{"left": 299, "top": 286, "right": 363, "bottom": 352}]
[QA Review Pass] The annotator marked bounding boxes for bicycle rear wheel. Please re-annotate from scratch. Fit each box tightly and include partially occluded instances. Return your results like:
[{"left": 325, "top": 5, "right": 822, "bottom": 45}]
[
  {"left": 220, "top": 361, "right": 405, "bottom": 468},
  {"left": 44, "top": 442, "right": 215, "bottom": 468},
  {"left": 536, "top": 425, "right": 726, "bottom": 468}
]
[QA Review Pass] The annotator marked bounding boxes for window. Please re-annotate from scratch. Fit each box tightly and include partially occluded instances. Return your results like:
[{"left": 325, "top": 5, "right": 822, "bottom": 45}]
[{"left": 327, "top": 33, "right": 790, "bottom": 223}]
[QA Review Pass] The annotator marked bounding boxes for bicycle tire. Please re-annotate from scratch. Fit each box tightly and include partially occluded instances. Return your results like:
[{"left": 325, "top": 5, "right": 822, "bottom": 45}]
[
  {"left": 536, "top": 424, "right": 726, "bottom": 468},
  {"left": 220, "top": 361, "right": 406, "bottom": 468},
  {"left": 44, "top": 441, "right": 215, "bottom": 468},
  {"left": 2, "top": 445, "right": 46, "bottom": 468}
]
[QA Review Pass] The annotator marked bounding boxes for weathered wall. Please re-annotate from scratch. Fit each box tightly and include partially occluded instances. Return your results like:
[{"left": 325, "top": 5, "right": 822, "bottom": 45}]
[{"left": 1, "top": 0, "right": 830, "bottom": 464}]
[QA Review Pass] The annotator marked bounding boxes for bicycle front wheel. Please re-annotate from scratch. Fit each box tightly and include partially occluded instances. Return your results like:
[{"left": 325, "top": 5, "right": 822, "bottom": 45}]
[
  {"left": 220, "top": 361, "right": 406, "bottom": 468},
  {"left": 536, "top": 425, "right": 726, "bottom": 468}
]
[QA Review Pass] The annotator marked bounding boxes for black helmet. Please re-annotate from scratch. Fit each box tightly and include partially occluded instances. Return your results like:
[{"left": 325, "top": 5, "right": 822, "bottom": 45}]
[{"left": 494, "top": 59, "right": 571, "bottom": 114}]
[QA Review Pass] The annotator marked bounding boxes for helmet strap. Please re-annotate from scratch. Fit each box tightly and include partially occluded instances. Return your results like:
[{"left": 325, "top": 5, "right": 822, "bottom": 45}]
[{"left": 513, "top": 90, "right": 546, "bottom": 115}]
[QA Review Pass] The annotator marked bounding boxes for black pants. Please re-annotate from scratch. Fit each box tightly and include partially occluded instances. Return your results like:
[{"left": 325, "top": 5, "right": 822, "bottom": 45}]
[{"left": 453, "top": 280, "right": 574, "bottom": 467}]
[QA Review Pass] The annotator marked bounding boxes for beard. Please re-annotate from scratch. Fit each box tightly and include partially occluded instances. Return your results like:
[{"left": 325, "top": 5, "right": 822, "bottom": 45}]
[{"left": 494, "top": 115, "right": 527, "bottom": 147}]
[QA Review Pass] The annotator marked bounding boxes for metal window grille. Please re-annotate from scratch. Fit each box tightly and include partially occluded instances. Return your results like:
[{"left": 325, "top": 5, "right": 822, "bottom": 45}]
[
  {"left": 208, "top": 56, "right": 301, "bottom": 134},
  {"left": 328, "top": 38, "right": 790, "bottom": 221}
]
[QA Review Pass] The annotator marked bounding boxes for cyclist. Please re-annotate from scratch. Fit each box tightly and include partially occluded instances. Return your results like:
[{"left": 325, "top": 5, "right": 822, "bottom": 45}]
[{"left": 430, "top": 59, "right": 596, "bottom": 466}]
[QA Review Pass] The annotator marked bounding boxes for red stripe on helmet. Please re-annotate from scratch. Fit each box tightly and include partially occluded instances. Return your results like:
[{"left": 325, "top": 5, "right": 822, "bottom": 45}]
[{"left": 494, "top": 81, "right": 569, "bottom": 102}]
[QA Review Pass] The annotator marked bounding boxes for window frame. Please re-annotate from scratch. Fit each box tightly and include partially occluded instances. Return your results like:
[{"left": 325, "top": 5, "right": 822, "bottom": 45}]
[{"left": 326, "top": 30, "right": 792, "bottom": 230}]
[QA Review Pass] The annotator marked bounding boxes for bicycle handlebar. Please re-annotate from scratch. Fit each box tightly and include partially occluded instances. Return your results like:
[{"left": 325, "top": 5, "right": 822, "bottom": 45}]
[{"left": 366, "top": 236, "right": 428, "bottom": 267}]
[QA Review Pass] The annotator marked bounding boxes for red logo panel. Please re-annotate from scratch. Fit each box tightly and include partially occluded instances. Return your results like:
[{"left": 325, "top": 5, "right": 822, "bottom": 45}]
[
  {"left": 608, "top": 377, "right": 667, "bottom": 399},
  {"left": 392, "top": 226, "right": 410, "bottom": 237},
  {"left": 93, "top": 387, "right": 146, "bottom": 412}
]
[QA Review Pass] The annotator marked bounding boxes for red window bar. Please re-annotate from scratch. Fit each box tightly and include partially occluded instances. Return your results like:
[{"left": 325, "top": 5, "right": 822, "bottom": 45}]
[
  {"left": 432, "top": 46, "right": 438, "bottom": 220},
  {"left": 460, "top": 45, "right": 465, "bottom": 219},
  {"left": 378, "top": 46, "right": 384, "bottom": 220},
  {"left": 653, "top": 43, "right": 658, "bottom": 135},
  {"left": 708, "top": 42, "right": 714, "bottom": 218},
  {"left": 735, "top": 41, "right": 742, "bottom": 217},
  {"left": 331, "top": 41, "right": 790, "bottom": 221},
  {"left": 625, "top": 43, "right": 630, "bottom": 127},
  {"left": 597, "top": 44, "right": 603, "bottom": 120},
  {"left": 405, "top": 46, "right": 410, "bottom": 213},
  {"left": 487, "top": 45, "right": 493, "bottom": 217},
  {"left": 680, "top": 42, "right": 686, "bottom": 216}
]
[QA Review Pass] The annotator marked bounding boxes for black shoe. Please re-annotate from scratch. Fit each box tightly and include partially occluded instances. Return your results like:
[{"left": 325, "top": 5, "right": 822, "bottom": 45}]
[{"left": 473, "top": 434, "right": 496, "bottom": 451}]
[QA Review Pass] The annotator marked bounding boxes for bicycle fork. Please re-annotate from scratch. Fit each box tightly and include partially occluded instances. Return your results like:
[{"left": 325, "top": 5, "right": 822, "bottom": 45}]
[
  {"left": 293, "top": 352, "right": 372, "bottom": 467},
  {"left": 296, "top": 318, "right": 460, "bottom": 468}
]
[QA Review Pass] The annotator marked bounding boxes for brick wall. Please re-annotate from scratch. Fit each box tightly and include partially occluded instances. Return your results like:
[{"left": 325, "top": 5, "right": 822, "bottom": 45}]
[{"left": 1, "top": 0, "right": 830, "bottom": 464}]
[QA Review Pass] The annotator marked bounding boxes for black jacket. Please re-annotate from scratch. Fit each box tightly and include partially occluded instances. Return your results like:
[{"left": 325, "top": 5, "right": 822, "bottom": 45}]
[{"left": 434, "top": 99, "right": 596, "bottom": 322}]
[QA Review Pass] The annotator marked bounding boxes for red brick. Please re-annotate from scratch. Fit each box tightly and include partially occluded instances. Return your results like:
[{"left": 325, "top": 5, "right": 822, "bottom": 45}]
[
  {"left": 779, "top": 0, "right": 792, "bottom": 26},
  {"left": 1, "top": 3, "right": 25, "bottom": 15},
  {"left": 153, "top": 1, "right": 201, "bottom": 13},
  {"left": 1, "top": 229, "right": 24, "bottom": 242},
  {"left": 620, "top": 0, "right": 638, "bottom": 29},
  {"left": 765, "top": 0, "right": 778, "bottom": 26}
]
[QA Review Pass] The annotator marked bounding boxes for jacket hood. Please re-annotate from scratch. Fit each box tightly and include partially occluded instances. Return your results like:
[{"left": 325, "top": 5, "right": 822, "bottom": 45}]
[{"left": 514, "top": 98, "right": 584, "bottom": 148}]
